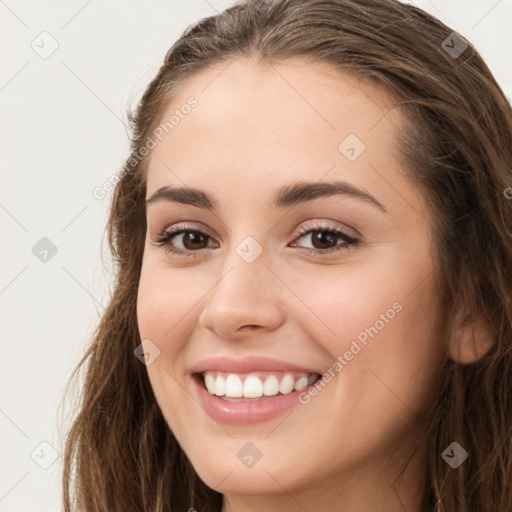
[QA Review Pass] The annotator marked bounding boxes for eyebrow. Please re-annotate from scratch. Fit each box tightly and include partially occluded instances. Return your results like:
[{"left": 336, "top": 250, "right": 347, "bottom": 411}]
[{"left": 145, "top": 181, "right": 387, "bottom": 213}]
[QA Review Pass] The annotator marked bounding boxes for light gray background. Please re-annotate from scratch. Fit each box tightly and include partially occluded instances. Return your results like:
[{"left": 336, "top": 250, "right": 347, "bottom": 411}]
[{"left": 1, "top": 0, "right": 511, "bottom": 510}]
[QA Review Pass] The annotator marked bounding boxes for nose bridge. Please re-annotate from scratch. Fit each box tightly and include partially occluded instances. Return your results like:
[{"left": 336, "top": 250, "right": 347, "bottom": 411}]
[{"left": 198, "top": 236, "right": 285, "bottom": 336}]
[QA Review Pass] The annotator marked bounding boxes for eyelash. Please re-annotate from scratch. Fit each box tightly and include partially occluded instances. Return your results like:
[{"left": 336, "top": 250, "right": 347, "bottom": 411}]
[{"left": 151, "top": 221, "right": 359, "bottom": 258}]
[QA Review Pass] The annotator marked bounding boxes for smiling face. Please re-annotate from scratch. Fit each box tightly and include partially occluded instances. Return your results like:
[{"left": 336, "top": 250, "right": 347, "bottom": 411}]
[{"left": 136, "top": 57, "right": 446, "bottom": 510}]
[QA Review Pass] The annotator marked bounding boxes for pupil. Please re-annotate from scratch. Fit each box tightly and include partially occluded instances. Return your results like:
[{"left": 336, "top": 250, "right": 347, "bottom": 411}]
[
  {"left": 185, "top": 232, "right": 206, "bottom": 249},
  {"left": 313, "top": 231, "right": 336, "bottom": 249}
]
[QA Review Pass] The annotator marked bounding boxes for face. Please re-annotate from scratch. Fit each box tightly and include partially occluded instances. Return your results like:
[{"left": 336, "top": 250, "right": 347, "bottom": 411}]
[{"left": 137, "top": 57, "right": 445, "bottom": 508}]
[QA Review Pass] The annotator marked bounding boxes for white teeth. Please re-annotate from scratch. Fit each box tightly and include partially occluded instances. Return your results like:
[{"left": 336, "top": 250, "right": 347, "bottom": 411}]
[
  {"left": 279, "top": 374, "right": 295, "bottom": 394},
  {"left": 225, "top": 374, "right": 243, "bottom": 397},
  {"left": 243, "top": 376, "right": 263, "bottom": 398},
  {"left": 202, "top": 371, "right": 318, "bottom": 399},
  {"left": 214, "top": 375, "right": 225, "bottom": 396},
  {"left": 263, "top": 375, "right": 279, "bottom": 396},
  {"left": 294, "top": 376, "right": 309, "bottom": 391},
  {"left": 204, "top": 372, "right": 216, "bottom": 394}
]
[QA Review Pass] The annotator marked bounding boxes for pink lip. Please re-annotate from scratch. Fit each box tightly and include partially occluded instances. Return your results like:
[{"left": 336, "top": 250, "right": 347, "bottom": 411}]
[
  {"left": 190, "top": 356, "right": 321, "bottom": 375},
  {"left": 192, "top": 374, "right": 317, "bottom": 425}
]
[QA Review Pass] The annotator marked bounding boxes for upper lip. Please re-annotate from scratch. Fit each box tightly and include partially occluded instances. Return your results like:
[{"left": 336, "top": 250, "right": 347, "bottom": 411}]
[{"left": 190, "top": 356, "right": 321, "bottom": 375}]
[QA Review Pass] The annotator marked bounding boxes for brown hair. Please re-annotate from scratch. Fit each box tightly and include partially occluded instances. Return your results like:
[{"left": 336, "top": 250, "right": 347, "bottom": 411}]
[{"left": 61, "top": 0, "right": 512, "bottom": 510}]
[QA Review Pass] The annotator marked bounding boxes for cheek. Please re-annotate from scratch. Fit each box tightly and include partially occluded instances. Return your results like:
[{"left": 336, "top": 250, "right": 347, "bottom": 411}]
[
  {"left": 136, "top": 264, "right": 199, "bottom": 342},
  {"left": 136, "top": 267, "right": 199, "bottom": 430},
  {"left": 291, "top": 276, "right": 442, "bottom": 470},
  {"left": 291, "top": 250, "right": 443, "bottom": 409},
  {"left": 136, "top": 267, "right": 196, "bottom": 399},
  {"left": 288, "top": 256, "right": 406, "bottom": 352}
]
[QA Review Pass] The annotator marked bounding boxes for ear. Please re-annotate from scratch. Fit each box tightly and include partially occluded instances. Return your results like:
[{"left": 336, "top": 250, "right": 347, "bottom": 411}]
[{"left": 448, "top": 309, "right": 495, "bottom": 364}]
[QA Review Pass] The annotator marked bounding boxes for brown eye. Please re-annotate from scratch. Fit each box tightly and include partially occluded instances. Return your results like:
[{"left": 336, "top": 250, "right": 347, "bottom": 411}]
[
  {"left": 308, "top": 230, "right": 339, "bottom": 250},
  {"left": 152, "top": 227, "right": 218, "bottom": 258},
  {"left": 178, "top": 231, "right": 210, "bottom": 250},
  {"left": 290, "top": 224, "right": 359, "bottom": 256}
]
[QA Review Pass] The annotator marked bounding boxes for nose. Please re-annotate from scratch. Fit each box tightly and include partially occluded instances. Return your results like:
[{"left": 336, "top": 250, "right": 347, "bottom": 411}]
[{"left": 198, "top": 247, "right": 286, "bottom": 339}]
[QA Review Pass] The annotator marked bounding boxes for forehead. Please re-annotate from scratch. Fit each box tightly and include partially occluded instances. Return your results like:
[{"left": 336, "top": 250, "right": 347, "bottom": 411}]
[{"left": 145, "top": 56, "right": 414, "bottom": 217}]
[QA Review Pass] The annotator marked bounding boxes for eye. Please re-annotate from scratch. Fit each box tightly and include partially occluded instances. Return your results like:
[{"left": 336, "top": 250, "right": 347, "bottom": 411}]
[
  {"left": 151, "top": 221, "right": 359, "bottom": 258},
  {"left": 290, "top": 221, "right": 359, "bottom": 255},
  {"left": 151, "top": 224, "right": 218, "bottom": 258}
]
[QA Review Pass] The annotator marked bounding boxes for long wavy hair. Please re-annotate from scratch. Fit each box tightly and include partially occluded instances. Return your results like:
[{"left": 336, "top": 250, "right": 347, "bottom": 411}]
[{"left": 60, "top": 0, "right": 512, "bottom": 510}]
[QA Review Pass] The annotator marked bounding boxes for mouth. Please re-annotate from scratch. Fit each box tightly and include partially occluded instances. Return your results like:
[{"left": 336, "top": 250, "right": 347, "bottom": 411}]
[
  {"left": 194, "top": 370, "right": 322, "bottom": 402},
  {"left": 191, "top": 370, "right": 323, "bottom": 425},
  {"left": 189, "top": 356, "right": 325, "bottom": 424}
]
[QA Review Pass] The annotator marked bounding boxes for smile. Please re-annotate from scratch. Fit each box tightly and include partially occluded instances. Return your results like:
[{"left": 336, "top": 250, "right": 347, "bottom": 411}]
[
  {"left": 192, "top": 372, "right": 323, "bottom": 425},
  {"left": 201, "top": 371, "right": 320, "bottom": 400}
]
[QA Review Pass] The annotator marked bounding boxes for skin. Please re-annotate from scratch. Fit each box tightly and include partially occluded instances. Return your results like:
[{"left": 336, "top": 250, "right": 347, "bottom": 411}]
[{"left": 136, "top": 57, "right": 448, "bottom": 512}]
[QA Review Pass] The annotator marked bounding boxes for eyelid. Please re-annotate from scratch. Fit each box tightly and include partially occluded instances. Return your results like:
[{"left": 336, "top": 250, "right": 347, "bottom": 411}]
[
  {"left": 155, "top": 221, "right": 215, "bottom": 239},
  {"left": 293, "top": 219, "right": 358, "bottom": 240}
]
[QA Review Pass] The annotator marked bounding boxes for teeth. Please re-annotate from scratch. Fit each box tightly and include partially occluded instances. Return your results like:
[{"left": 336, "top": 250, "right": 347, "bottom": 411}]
[
  {"left": 279, "top": 374, "right": 295, "bottom": 394},
  {"left": 294, "top": 376, "right": 309, "bottom": 391},
  {"left": 307, "top": 374, "right": 317, "bottom": 386},
  {"left": 204, "top": 372, "right": 215, "bottom": 394},
  {"left": 243, "top": 375, "right": 263, "bottom": 398},
  {"left": 214, "top": 375, "right": 225, "bottom": 396},
  {"left": 202, "top": 371, "right": 318, "bottom": 399},
  {"left": 263, "top": 375, "right": 279, "bottom": 396},
  {"left": 225, "top": 374, "right": 243, "bottom": 397}
]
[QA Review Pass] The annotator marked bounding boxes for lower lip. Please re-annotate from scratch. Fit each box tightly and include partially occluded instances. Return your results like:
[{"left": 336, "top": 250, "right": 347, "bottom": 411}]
[{"left": 192, "top": 375, "right": 314, "bottom": 425}]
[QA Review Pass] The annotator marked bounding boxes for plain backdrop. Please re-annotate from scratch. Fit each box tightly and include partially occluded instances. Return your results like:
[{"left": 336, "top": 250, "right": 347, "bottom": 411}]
[{"left": 1, "top": 0, "right": 511, "bottom": 510}]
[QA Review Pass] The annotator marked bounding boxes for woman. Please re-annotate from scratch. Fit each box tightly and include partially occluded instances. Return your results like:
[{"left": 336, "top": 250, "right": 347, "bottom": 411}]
[{"left": 62, "top": 0, "right": 512, "bottom": 511}]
